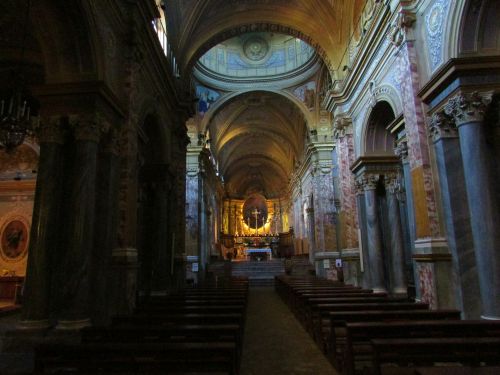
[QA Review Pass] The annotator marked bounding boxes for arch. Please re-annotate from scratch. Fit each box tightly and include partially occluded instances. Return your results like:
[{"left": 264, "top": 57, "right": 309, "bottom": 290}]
[
  {"left": 137, "top": 101, "right": 171, "bottom": 165},
  {"left": 185, "top": 21, "right": 334, "bottom": 75},
  {"left": 200, "top": 89, "right": 314, "bottom": 134},
  {"left": 446, "top": 0, "right": 500, "bottom": 60},
  {"left": 29, "top": 0, "right": 101, "bottom": 83},
  {"left": 370, "top": 84, "right": 403, "bottom": 118},
  {"left": 362, "top": 101, "right": 396, "bottom": 156}
]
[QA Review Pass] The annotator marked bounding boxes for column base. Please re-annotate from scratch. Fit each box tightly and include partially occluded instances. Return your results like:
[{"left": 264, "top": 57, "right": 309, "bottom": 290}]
[
  {"left": 56, "top": 319, "right": 91, "bottom": 330},
  {"left": 481, "top": 315, "right": 500, "bottom": 320},
  {"left": 16, "top": 319, "right": 51, "bottom": 330},
  {"left": 373, "top": 287, "right": 388, "bottom": 294}
]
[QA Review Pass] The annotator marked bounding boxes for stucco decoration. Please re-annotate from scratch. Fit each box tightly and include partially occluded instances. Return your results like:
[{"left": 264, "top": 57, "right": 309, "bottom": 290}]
[
  {"left": 243, "top": 37, "right": 269, "bottom": 61},
  {"left": 425, "top": 0, "right": 450, "bottom": 72}
]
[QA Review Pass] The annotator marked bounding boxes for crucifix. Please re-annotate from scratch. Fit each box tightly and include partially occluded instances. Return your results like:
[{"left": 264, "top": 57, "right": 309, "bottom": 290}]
[{"left": 251, "top": 208, "right": 260, "bottom": 236}]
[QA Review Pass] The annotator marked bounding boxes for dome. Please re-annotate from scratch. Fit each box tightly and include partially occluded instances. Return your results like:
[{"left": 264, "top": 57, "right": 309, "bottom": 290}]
[{"left": 197, "top": 32, "right": 316, "bottom": 79}]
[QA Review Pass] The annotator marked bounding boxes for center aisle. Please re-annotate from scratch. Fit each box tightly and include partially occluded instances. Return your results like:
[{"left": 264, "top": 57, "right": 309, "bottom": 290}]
[{"left": 240, "top": 287, "right": 339, "bottom": 375}]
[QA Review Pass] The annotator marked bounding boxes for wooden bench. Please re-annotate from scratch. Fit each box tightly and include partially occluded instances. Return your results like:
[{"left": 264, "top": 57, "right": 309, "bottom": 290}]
[
  {"left": 369, "top": 337, "right": 500, "bottom": 375},
  {"left": 297, "top": 293, "right": 404, "bottom": 328},
  {"left": 35, "top": 341, "right": 238, "bottom": 374},
  {"left": 82, "top": 323, "right": 244, "bottom": 367},
  {"left": 135, "top": 304, "right": 246, "bottom": 315},
  {"left": 113, "top": 312, "right": 244, "bottom": 328},
  {"left": 309, "top": 302, "right": 428, "bottom": 344},
  {"left": 326, "top": 310, "right": 461, "bottom": 368},
  {"left": 342, "top": 320, "right": 500, "bottom": 375}
]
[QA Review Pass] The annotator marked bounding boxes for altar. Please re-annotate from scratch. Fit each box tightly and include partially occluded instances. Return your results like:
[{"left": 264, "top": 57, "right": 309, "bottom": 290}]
[{"left": 244, "top": 247, "right": 272, "bottom": 261}]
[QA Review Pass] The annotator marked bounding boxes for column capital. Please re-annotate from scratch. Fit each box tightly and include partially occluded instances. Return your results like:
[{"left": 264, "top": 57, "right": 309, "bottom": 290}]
[
  {"left": 394, "top": 140, "right": 409, "bottom": 162},
  {"left": 333, "top": 116, "right": 353, "bottom": 139},
  {"left": 444, "top": 91, "right": 493, "bottom": 126},
  {"left": 36, "top": 116, "right": 67, "bottom": 144},
  {"left": 384, "top": 172, "right": 403, "bottom": 195},
  {"left": 387, "top": 10, "right": 416, "bottom": 47},
  {"left": 357, "top": 174, "right": 380, "bottom": 191},
  {"left": 354, "top": 178, "right": 365, "bottom": 195},
  {"left": 69, "top": 113, "right": 108, "bottom": 142},
  {"left": 428, "top": 111, "right": 457, "bottom": 142},
  {"left": 311, "top": 162, "right": 332, "bottom": 176}
]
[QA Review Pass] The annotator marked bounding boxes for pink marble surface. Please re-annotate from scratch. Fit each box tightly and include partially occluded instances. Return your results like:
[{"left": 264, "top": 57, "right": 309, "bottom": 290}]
[
  {"left": 337, "top": 135, "right": 359, "bottom": 248},
  {"left": 417, "top": 262, "right": 437, "bottom": 309},
  {"left": 396, "top": 42, "right": 440, "bottom": 237}
]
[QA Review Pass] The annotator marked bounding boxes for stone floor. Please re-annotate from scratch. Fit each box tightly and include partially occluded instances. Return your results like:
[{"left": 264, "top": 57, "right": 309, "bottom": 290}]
[{"left": 240, "top": 287, "right": 338, "bottom": 375}]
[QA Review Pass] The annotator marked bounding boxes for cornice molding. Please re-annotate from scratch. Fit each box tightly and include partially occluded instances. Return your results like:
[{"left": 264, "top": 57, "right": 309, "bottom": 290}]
[
  {"left": 193, "top": 55, "right": 322, "bottom": 92},
  {"left": 418, "top": 55, "right": 500, "bottom": 109},
  {"left": 350, "top": 155, "right": 401, "bottom": 174},
  {"left": 0, "top": 180, "right": 36, "bottom": 194}
]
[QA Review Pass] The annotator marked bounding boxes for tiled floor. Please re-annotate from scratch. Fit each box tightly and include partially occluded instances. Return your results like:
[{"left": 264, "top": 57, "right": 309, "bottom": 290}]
[{"left": 240, "top": 287, "right": 338, "bottom": 375}]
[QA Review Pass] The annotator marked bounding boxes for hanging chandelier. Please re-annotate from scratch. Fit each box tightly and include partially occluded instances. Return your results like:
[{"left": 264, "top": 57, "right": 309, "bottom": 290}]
[
  {"left": 0, "top": 0, "right": 35, "bottom": 152},
  {"left": 0, "top": 89, "right": 34, "bottom": 152}
]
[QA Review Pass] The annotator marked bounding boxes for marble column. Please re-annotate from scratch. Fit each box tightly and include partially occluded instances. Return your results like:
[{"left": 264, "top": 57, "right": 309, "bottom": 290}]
[
  {"left": 428, "top": 111, "right": 478, "bottom": 317},
  {"left": 362, "top": 175, "right": 387, "bottom": 293},
  {"left": 20, "top": 117, "right": 66, "bottom": 329},
  {"left": 385, "top": 175, "right": 407, "bottom": 295},
  {"left": 91, "top": 129, "right": 120, "bottom": 325},
  {"left": 57, "top": 114, "right": 101, "bottom": 329},
  {"left": 306, "top": 207, "right": 316, "bottom": 264},
  {"left": 198, "top": 165, "right": 207, "bottom": 283},
  {"left": 355, "top": 180, "right": 371, "bottom": 289},
  {"left": 394, "top": 142, "right": 416, "bottom": 258},
  {"left": 445, "top": 91, "right": 500, "bottom": 319}
]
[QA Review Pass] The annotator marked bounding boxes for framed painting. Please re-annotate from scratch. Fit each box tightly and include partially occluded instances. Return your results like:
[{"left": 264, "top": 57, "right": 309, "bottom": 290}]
[{"left": 0, "top": 216, "right": 29, "bottom": 262}]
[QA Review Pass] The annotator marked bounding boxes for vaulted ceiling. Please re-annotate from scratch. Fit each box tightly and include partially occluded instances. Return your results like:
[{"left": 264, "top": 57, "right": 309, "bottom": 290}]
[
  {"left": 168, "top": 0, "right": 357, "bottom": 199},
  {"left": 208, "top": 91, "right": 307, "bottom": 198},
  {"left": 165, "top": 0, "right": 361, "bottom": 74}
]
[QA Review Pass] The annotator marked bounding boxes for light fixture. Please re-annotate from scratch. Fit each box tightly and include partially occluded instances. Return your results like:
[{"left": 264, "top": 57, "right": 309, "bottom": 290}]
[
  {"left": 0, "top": 89, "right": 34, "bottom": 152},
  {"left": 0, "top": 0, "right": 36, "bottom": 153}
]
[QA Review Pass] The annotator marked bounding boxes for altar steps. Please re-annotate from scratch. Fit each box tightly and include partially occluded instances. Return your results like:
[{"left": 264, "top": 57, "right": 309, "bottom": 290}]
[
  {"left": 207, "top": 260, "right": 285, "bottom": 287},
  {"left": 231, "top": 260, "right": 285, "bottom": 287}
]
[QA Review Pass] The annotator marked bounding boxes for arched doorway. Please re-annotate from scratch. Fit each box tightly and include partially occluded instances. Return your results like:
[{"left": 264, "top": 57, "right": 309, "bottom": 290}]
[{"left": 354, "top": 101, "right": 409, "bottom": 295}]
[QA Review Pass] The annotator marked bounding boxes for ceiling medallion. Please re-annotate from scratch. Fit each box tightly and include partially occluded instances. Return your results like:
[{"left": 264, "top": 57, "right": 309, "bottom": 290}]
[{"left": 243, "top": 37, "right": 269, "bottom": 61}]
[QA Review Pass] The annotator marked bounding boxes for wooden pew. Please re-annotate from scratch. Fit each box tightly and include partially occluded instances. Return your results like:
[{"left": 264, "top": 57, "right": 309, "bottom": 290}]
[
  {"left": 82, "top": 324, "right": 244, "bottom": 367},
  {"left": 295, "top": 293, "right": 396, "bottom": 323},
  {"left": 370, "top": 337, "right": 500, "bottom": 375},
  {"left": 309, "top": 302, "right": 428, "bottom": 345},
  {"left": 342, "top": 320, "right": 500, "bottom": 375},
  {"left": 135, "top": 304, "right": 246, "bottom": 315},
  {"left": 35, "top": 341, "right": 238, "bottom": 374},
  {"left": 326, "top": 310, "right": 461, "bottom": 369}
]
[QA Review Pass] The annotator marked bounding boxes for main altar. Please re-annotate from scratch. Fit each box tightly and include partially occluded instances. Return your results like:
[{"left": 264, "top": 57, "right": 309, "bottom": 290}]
[{"left": 219, "top": 193, "right": 295, "bottom": 260}]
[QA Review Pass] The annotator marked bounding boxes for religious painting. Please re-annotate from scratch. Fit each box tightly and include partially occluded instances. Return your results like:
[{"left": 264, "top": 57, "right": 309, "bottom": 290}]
[
  {"left": 243, "top": 194, "right": 268, "bottom": 231},
  {"left": 195, "top": 84, "right": 221, "bottom": 115},
  {"left": 0, "top": 217, "right": 29, "bottom": 262}
]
